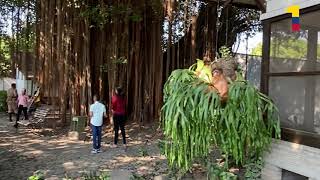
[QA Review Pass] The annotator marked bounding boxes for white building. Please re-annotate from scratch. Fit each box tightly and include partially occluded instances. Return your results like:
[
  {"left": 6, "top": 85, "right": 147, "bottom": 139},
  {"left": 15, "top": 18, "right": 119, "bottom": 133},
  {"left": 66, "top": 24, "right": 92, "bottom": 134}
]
[
  {"left": 16, "top": 67, "right": 36, "bottom": 96},
  {"left": 260, "top": 0, "right": 320, "bottom": 179},
  {"left": 15, "top": 52, "right": 37, "bottom": 96},
  {"left": 0, "top": 77, "right": 15, "bottom": 91}
]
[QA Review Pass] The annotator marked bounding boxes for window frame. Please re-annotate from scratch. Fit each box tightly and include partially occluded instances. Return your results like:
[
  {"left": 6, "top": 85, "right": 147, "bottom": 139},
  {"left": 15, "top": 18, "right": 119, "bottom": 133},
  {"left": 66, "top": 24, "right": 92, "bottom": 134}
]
[{"left": 261, "top": 5, "right": 320, "bottom": 148}]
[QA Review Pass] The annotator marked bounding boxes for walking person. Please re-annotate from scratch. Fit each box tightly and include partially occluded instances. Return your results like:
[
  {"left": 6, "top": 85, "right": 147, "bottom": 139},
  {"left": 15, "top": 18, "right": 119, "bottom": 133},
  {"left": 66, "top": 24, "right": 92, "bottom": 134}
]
[
  {"left": 6, "top": 83, "right": 18, "bottom": 122},
  {"left": 111, "top": 87, "right": 127, "bottom": 149},
  {"left": 89, "top": 94, "right": 107, "bottom": 154},
  {"left": 15, "top": 88, "right": 29, "bottom": 128}
]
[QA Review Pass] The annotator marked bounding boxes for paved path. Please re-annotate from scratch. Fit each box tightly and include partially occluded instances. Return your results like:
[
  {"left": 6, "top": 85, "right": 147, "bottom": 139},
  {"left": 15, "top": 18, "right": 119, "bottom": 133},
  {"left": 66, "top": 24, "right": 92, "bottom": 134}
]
[{"left": 0, "top": 113, "right": 168, "bottom": 180}]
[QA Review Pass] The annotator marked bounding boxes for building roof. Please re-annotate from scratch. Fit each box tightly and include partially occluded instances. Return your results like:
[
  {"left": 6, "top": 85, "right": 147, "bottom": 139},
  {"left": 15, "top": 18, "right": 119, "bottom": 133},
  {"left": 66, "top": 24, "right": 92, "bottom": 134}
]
[{"left": 261, "top": 0, "right": 320, "bottom": 20}]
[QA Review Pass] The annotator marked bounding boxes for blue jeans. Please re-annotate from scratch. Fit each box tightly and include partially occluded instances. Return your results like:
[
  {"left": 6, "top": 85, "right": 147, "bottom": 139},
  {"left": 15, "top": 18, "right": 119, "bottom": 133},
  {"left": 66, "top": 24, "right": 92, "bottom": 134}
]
[{"left": 91, "top": 125, "right": 102, "bottom": 150}]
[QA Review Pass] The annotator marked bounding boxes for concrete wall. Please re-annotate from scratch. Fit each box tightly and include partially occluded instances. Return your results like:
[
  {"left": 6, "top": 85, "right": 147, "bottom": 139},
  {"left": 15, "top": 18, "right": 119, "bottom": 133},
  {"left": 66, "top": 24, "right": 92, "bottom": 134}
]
[
  {"left": 16, "top": 68, "right": 36, "bottom": 96},
  {"left": 262, "top": 139, "right": 320, "bottom": 180},
  {"left": 261, "top": 0, "right": 320, "bottom": 20},
  {"left": 0, "top": 78, "right": 15, "bottom": 91},
  {"left": 16, "top": 79, "right": 35, "bottom": 96}
]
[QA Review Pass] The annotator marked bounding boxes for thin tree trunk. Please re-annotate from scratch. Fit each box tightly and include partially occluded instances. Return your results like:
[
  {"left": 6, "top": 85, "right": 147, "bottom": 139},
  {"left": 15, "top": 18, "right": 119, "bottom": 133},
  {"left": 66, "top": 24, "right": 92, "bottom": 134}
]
[
  {"left": 10, "top": 7, "right": 15, "bottom": 78},
  {"left": 191, "top": 15, "right": 197, "bottom": 62},
  {"left": 166, "top": 0, "right": 173, "bottom": 79}
]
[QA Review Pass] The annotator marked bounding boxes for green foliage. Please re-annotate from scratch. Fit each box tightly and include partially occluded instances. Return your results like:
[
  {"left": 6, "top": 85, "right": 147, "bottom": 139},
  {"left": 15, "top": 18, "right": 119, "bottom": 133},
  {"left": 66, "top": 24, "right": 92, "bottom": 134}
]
[
  {"left": 207, "top": 163, "right": 237, "bottom": 180},
  {"left": 79, "top": 0, "right": 160, "bottom": 26},
  {"left": 219, "top": 46, "right": 233, "bottom": 58},
  {"left": 0, "top": 36, "right": 11, "bottom": 77},
  {"left": 113, "top": 56, "right": 128, "bottom": 64},
  {"left": 80, "top": 5, "right": 110, "bottom": 28},
  {"left": 149, "top": 0, "right": 162, "bottom": 17},
  {"left": 16, "top": 25, "right": 36, "bottom": 52},
  {"left": 128, "top": 13, "right": 143, "bottom": 22},
  {"left": 0, "top": 60, "right": 10, "bottom": 77},
  {"left": 28, "top": 170, "right": 45, "bottom": 180},
  {"left": 244, "top": 157, "right": 264, "bottom": 180},
  {"left": 0, "top": 91, "right": 7, "bottom": 112},
  {"left": 0, "top": 0, "right": 36, "bottom": 55},
  {"left": 251, "top": 43, "right": 262, "bottom": 56},
  {"left": 0, "top": 37, "right": 10, "bottom": 59},
  {"left": 80, "top": 4, "right": 143, "bottom": 29},
  {"left": 138, "top": 146, "right": 149, "bottom": 157},
  {"left": 0, "top": 0, "right": 36, "bottom": 78},
  {"left": 100, "top": 65, "right": 108, "bottom": 73},
  {"left": 161, "top": 60, "right": 281, "bottom": 174},
  {"left": 80, "top": 171, "right": 110, "bottom": 180},
  {"left": 219, "top": 80, "right": 280, "bottom": 165},
  {"left": 163, "top": 69, "right": 196, "bottom": 102},
  {"left": 100, "top": 56, "right": 127, "bottom": 72},
  {"left": 130, "top": 173, "right": 145, "bottom": 180},
  {"left": 158, "top": 140, "right": 165, "bottom": 155},
  {"left": 195, "top": 59, "right": 212, "bottom": 83},
  {"left": 251, "top": 35, "right": 320, "bottom": 59},
  {"left": 162, "top": 68, "right": 217, "bottom": 172}
]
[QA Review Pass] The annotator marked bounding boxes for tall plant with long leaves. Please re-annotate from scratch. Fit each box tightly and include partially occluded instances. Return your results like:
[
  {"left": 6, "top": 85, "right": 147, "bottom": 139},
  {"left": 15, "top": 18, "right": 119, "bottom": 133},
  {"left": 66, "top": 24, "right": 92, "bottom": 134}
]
[{"left": 161, "top": 60, "right": 280, "bottom": 173}]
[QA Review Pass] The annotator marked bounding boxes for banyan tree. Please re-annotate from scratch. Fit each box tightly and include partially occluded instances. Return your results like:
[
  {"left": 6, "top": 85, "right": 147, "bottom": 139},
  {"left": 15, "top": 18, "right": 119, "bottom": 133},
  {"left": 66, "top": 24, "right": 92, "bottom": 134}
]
[{"left": 31, "top": 0, "right": 264, "bottom": 125}]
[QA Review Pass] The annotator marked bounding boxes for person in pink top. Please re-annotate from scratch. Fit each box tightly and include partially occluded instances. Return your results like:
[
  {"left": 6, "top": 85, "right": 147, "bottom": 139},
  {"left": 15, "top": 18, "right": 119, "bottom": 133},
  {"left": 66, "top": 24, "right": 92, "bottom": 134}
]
[{"left": 15, "top": 88, "right": 29, "bottom": 128}]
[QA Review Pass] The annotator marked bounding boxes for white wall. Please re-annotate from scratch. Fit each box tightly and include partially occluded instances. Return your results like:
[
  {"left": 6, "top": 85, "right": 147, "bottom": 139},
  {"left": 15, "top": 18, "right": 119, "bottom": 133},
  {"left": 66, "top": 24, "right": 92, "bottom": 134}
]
[
  {"left": 16, "top": 68, "right": 36, "bottom": 96},
  {"left": 261, "top": 0, "right": 320, "bottom": 20},
  {"left": 262, "top": 139, "right": 320, "bottom": 179},
  {"left": 0, "top": 77, "right": 15, "bottom": 91}
]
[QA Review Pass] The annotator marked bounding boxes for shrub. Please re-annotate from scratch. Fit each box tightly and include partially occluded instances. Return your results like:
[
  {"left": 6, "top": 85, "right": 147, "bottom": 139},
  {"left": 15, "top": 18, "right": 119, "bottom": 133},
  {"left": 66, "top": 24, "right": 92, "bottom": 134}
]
[
  {"left": 0, "top": 91, "right": 7, "bottom": 112},
  {"left": 81, "top": 171, "right": 110, "bottom": 180},
  {"left": 161, "top": 60, "right": 280, "bottom": 174},
  {"left": 28, "top": 170, "right": 45, "bottom": 180}
]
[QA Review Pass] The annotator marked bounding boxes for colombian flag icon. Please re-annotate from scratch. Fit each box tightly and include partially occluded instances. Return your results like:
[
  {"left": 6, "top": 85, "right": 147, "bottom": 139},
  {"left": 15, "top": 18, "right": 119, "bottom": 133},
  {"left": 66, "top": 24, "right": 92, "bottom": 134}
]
[
  {"left": 286, "top": 5, "right": 300, "bottom": 32},
  {"left": 292, "top": 23, "right": 300, "bottom": 31},
  {"left": 292, "top": 17, "right": 300, "bottom": 31}
]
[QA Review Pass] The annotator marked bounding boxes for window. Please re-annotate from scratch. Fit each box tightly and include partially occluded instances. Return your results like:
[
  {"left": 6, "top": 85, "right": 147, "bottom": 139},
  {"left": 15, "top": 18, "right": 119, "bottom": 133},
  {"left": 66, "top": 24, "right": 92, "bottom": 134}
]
[
  {"left": 269, "top": 76, "right": 320, "bottom": 134},
  {"left": 270, "top": 12, "right": 320, "bottom": 73},
  {"left": 266, "top": 8, "right": 320, "bottom": 146}
]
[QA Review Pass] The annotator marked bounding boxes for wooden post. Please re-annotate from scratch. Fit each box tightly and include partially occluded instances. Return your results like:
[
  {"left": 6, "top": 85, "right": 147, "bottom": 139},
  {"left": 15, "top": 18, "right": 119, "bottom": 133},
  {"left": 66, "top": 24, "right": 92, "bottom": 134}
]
[
  {"left": 303, "top": 29, "right": 317, "bottom": 132},
  {"left": 260, "top": 20, "right": 271, "bottom": 95}
]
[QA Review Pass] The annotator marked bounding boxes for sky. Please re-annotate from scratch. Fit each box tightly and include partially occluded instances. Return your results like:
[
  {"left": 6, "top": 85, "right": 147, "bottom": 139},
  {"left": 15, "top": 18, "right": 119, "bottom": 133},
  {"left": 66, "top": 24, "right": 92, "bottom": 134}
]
[{"left": 235, "top": 32, "right": 263, "bottom": 54}]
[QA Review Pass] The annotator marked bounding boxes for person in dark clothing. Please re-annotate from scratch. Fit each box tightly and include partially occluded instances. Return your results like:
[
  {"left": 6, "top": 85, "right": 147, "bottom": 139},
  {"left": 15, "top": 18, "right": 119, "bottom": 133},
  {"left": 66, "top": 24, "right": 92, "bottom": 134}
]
[
  {"left": 7, "top": 83, "right": 17, "bottom": 122},
  {"left": 15, "top": 89, "right": 29, "bottom": 128},
  {"left": 111, "top": 87, "right": 127, "bottom": 149}
]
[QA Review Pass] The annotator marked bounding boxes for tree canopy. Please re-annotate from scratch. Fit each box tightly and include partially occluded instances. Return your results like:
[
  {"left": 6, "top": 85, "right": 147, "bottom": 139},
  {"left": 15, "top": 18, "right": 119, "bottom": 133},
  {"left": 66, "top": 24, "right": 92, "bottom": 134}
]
[
  {"left": 0, "top": 36, "right": 11, "bottom": 77},
  {"left": 0, "top": 0, "right": 264, "bottom": 123},
  {"left": 252, "top": 32, "right": 320, "bottom": 59},
  {"left": 0, "top": 0, "right": 36, "bottom": 77}
]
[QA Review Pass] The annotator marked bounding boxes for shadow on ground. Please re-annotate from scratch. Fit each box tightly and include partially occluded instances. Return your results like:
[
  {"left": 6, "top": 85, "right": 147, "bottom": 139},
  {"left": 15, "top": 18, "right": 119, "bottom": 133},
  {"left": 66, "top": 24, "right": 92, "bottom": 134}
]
[{"left": 0, "top": 113, "right": 170, "bottom": 180}]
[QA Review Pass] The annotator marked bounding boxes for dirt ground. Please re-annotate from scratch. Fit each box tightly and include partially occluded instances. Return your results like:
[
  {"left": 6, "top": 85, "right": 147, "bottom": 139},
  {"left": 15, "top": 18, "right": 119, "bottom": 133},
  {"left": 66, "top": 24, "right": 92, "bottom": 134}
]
[{"left": 0, "top": 112, "right": 173, "bottom": 180}]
